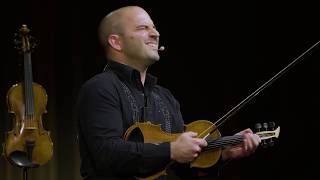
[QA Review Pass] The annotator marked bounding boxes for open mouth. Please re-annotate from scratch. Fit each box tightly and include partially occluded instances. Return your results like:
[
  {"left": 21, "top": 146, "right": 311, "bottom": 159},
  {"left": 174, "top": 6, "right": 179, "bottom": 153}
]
[{"left": 146, "top": 42, "right": 158, "bottom": 49}]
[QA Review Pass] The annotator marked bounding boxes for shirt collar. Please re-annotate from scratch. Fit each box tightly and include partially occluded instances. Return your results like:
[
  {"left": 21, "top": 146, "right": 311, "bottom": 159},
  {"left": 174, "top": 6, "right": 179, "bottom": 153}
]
[{"left": 107, "top": 60, "right": 158, "bottom": 90}]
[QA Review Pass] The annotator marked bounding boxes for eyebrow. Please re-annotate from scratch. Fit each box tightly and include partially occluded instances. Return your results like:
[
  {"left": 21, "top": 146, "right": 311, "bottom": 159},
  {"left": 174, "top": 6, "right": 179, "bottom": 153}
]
[{"left": 136, "top": 24, "right": 156, "bottom": 29}]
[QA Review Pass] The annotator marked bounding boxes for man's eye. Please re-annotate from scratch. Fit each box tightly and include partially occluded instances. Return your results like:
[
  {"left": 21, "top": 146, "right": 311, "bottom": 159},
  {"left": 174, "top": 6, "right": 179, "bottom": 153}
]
[{"left": 137, "top": 26, "right": 148, "bottom": 30}]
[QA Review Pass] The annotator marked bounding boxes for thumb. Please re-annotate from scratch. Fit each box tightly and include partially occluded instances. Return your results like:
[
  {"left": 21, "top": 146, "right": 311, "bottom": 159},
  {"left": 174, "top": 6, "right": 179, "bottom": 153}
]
[{"left": 186, "top": 131, "right": 198, "bottom": 137}]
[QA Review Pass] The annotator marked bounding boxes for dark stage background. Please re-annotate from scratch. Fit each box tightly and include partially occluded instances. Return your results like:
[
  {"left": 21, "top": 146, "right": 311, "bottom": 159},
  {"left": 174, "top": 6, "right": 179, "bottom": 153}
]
[{"left": 1, "top": 1, "right": 319, "bottom": 179}]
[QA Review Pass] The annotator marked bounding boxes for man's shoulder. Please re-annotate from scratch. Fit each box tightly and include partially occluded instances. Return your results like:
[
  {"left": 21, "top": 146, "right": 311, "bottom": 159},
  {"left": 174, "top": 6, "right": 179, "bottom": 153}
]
[
  {"left": 154, "top": 84, "right": 171, "bottom": 94},
  {"left": 80, "top": 71, "right": 116, "bottom": 91},
  {"left": 85, "top": 71, "right": 114, "bottom": 85}
]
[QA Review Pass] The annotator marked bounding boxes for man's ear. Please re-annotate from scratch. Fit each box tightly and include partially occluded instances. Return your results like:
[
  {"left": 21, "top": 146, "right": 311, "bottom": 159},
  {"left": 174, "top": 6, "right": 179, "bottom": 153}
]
[{"left": 108, "top": 34, "right": 122, "bottom": 51}]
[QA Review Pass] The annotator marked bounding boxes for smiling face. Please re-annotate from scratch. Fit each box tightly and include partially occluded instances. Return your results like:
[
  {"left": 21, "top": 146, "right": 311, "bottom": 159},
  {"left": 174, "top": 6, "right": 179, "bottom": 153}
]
[
  {"left": 119, "top": 7, "right": 160, "bottom": 66},
  {"left": 99, "top": 6, "right": 161, "bottom": 71}
]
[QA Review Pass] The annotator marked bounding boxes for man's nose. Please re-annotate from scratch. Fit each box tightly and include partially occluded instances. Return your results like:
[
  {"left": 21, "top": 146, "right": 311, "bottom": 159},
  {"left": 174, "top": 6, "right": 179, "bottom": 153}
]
[{"left": 150, "top": 28, "right": 160, "bottom": 38}]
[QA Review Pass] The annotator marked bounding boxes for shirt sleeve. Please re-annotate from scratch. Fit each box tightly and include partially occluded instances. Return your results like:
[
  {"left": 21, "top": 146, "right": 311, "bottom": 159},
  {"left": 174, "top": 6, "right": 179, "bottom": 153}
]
[{"left": 77, "top": 77, "right": 171, "bottom": 177}]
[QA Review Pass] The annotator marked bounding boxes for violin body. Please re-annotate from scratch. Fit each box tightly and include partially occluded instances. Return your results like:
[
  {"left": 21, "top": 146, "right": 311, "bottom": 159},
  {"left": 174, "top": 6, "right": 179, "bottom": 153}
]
[{"left": 5, "top": 82, "right": 53, "bottom": 167}]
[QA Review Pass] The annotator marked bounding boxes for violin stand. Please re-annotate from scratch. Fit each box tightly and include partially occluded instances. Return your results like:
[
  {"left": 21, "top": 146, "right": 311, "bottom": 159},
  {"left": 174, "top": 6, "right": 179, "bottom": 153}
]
[
  {"left": 21, "top": 163, "right": 39, "bottom": 180},
  {"left": 22, "top": 167, "right": 29, "bottom": 180}
]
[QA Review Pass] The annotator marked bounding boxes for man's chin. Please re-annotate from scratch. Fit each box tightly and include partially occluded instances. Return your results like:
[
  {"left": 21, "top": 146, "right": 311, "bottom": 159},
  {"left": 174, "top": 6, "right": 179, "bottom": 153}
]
[
  {"left": 150, "top": 53, "right": 160, "bottom": 61},
  {"left": 146, "top": 56, "right": 159, "bottom": 66}
]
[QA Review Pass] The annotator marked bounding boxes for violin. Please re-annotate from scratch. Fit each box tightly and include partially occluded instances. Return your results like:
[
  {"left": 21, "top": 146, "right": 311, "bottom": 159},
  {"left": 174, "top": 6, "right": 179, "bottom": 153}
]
[
  {"left": 3, "top": 25, "right": 53, "bottom": 168},
  {"left": 124, "top": 120, "right": 280, "bottom": 180}
]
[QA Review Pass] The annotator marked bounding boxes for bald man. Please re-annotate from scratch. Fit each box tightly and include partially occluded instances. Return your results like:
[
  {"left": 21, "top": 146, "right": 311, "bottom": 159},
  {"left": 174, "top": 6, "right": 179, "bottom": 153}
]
[{"left": 76, "top": 6, "right": 261, "bottom": 180}]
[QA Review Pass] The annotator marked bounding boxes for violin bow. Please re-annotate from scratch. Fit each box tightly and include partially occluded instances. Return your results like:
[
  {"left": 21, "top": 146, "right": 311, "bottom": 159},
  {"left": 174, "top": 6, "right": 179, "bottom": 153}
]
[{"left": 208, "top": 40, "right": 320, "bottom": 134}]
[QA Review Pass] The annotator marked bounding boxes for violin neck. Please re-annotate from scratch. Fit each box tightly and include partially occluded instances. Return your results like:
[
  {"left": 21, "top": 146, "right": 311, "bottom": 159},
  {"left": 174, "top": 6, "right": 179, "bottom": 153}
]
[
  {"left": 204, "top": 135, "right": 243, "bottom": 151},
  {"left": 203, "top": 126, "right": 280, "bottom": 151},
  {"left": 24, "top": 52, "right": 35, "bottom": 116}
]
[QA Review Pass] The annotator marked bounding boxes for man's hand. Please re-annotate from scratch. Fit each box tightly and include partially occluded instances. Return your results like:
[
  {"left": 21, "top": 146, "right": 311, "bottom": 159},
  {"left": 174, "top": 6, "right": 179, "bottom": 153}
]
[
  {"left": 222, "top": 128, "right": 261, "bottom": 160},
  {"left": 170, "top": 131, "right": 207, "bottom": 163}
]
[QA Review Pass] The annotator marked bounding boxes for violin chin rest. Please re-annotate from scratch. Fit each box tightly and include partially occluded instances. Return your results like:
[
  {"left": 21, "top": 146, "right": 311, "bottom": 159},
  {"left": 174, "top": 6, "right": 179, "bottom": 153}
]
[{"left": 9, "top": 151, "right": 39, "bottom": 168}]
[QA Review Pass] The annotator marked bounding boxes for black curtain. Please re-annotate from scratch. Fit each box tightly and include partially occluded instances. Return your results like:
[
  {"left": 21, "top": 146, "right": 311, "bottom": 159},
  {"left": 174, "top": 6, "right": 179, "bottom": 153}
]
[{"left": 1, "top": 1, "right": 319, "bottom": 180}]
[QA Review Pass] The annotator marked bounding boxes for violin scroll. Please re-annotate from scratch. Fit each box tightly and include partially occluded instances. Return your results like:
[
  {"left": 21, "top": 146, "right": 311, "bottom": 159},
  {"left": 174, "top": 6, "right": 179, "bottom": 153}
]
[
  {"left": 254, "top": 122, "right": 280, "bottom": 148},
  {"left": 13, "top": 25, "right": 37, "bottom": 54}
]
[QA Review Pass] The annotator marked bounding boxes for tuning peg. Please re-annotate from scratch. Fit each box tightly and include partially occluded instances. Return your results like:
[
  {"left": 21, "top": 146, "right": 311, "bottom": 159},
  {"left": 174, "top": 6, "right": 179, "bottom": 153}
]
[
  {"left": 263, "top": 122, "right": 268, "bottom": 130},
  {"left": 268, "top": 122, "right": 275, "bottom": 130},
  {"left": 262, "top": 141, "right": 269, "bottom": 148},
  {"left": 254, "top": 123, "right": 262, "bottom": 132},
  {"left": 267, "top": 122, "right": 276, "bottom": 146},
  {"left": 13, "top": 33, "right": 22, "bottom": 50},
  {"left": 28, "top": 36, "right": 38, "bottom": 52},
  {"left": 268, "top": 140, "right": 275, "bottom": 147},
  {"left": 260, "top": 122, "right": 270, "bottom": 148}
]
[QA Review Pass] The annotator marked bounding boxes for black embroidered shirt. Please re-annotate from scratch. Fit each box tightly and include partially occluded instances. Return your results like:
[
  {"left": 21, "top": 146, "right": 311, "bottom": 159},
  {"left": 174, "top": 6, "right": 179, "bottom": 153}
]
[{"left": 77, "top": 60, "right": 185, "bottom": 179}]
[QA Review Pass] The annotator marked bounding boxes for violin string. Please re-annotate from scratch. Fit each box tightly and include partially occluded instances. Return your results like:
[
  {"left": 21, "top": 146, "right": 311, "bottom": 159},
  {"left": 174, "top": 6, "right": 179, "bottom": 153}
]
[
  {"left": 208, "top": 137, "right": 243, "bottom": 145},
  {"left": 205, "top": 139, "right": 243, "bottom": 150},
  {"left": 205, "top": 136, "right": 243, "bottom": 150},
  {"left": 206, "top": 135, "right": 243, "bottom": 142},
  {"left": 206, "top": 140, "right": 242, "bottom": 149},
  {"left": 207, "top": 139, "right": 242, "bottom": 146}
]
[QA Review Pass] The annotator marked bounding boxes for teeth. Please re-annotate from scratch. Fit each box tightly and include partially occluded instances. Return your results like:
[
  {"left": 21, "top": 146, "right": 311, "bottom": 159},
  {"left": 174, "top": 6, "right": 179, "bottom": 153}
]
[{"left": 147, "top": 43, "right": 157, "bottom": 48}]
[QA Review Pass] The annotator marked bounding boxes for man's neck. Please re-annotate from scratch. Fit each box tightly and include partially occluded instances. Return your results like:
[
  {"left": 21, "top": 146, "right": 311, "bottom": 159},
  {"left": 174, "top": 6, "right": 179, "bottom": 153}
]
[
  {"left": 107, "top": 54, "right": 149, "bottom": 85},
  {"left": 139, "top": 70, "right": 147, "bottom": 85},
  {"left": 122, "top": 58, "right": 149, "bottom": 85}
]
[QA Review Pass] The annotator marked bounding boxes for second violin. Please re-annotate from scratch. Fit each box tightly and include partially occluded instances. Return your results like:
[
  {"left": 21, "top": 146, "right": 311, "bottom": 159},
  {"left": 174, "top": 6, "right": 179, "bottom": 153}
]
[{"left": 3, "top": 25, "right": 53, "bottom": 168}]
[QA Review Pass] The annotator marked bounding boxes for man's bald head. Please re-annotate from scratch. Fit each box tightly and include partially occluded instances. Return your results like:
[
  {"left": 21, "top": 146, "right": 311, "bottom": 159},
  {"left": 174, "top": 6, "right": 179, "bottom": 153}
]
[
  {"left": 97, "top": 6, "right": 160, "bottom": 69},
  {"left": 98, "top": 6, "right": 146, "bottom": 48}
]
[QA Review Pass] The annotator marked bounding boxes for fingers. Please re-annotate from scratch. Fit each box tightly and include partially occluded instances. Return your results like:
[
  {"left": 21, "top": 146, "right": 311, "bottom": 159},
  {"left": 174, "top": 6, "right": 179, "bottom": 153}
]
[
  {"left": 223, "top": 128, "right": 262, "bottom": 160},
  {"left": 193, "top": 138, "right": 208, "bottom": 147},
  {"left": 184, "top": 131, "right": 208, "bottom": 147},
  {"left": 185, "top": 131, "right": 198, "bottom": 138},
  {"left": 171, "top": 131, "right": 208, "bottom": 163},
  {"left": 194, "top": 152, "right": 199, "bottom": 158},
  {"left": 236, "top": 128, "right": 253, "bottom": 135},
  {"left": 243, "top": 132, "right": 261, "bottom": 153}
]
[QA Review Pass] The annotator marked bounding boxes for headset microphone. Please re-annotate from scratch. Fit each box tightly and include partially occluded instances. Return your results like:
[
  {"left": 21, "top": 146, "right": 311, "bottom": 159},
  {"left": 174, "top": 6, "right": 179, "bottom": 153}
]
[{"left": 158, "top": 46, "right": 165, "bottom": 51}]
